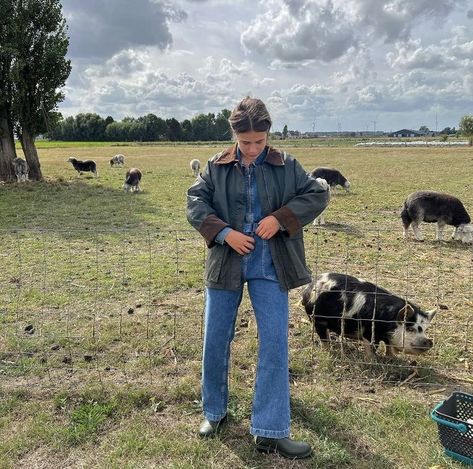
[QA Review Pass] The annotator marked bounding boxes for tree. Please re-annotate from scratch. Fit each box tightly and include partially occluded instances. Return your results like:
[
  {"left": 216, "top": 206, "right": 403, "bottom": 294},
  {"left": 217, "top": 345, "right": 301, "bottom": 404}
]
[
  {"left": 0, "top": 0, "right": 18, "bottom": 181},
  {"left": 214, "top": 109, "right": 231, "bottom": 140},
  {"left": 459, "top": 115, "right": 473, "bottom": 145},
  {"left": 418, "top": 125, "right": 430, "bottom": 134},
  {"left": 104, "top": 115, "right": 114, "bottom": 127},
  {"left": 138, "top": 113, "right": 167, "bottom": 141},
  {"left": 73, "top": 113, "right": 106, "bottom": 141},
  {"left": 180, "top": 119, "right": 193, "bottom": 141},
  {"left": 166, "top": 118, "right": 182, "bottom": 141},
  {"left": 192, "top": 113, "right": 215, "bottom": 141},
  {"left": 10, "top": 0, "right": 71, "bottom": 180},
  {"left": 282, "top": 124, "right": 288, "bottom": 139}
]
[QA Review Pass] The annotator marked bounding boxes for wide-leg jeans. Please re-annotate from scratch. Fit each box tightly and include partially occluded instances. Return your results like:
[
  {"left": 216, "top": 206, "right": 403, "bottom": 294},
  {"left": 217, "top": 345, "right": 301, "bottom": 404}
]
[{"left": 202, "top": 279, "right": 290, "bottom": 438}]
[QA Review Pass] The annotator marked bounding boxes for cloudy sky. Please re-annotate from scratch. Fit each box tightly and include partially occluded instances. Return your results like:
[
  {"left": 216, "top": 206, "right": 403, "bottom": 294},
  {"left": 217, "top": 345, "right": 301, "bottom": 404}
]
[{"left": 60, "top": 0, "right": 473, "bottom": 132}]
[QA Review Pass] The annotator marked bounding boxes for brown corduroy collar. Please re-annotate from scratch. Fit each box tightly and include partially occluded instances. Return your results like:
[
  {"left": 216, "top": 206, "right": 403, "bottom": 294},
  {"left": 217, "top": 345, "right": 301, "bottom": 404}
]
[{"left": 214, "top": 144, "right": 285, "bottom": 166}]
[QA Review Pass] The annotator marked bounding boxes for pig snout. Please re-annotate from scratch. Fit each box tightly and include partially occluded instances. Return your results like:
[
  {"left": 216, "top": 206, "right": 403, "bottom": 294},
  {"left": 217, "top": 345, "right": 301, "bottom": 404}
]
[{"left": 411, "top": 336, "right": 433, "bottom": 353}]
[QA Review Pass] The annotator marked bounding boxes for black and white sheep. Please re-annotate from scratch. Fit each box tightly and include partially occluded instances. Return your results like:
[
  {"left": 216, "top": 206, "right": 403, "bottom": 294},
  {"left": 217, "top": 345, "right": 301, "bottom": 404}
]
[
  {"left": 310, "top": 167, "right": 350, "bottom": 192},
  {"left": 190, "top": 158, "right": 201, "bottom": 177},
  {"left": 12, "top": 157, "right": 29, "bottom": 182},
  {"left": 401, "top": 190, "right": 473, "bottom": 243},
  {"left": 123, "top": 168, "right": 142, "bottom": 192},
  {"left": 67, "top": 157, "right": 98, "bottom": 177},
  {"left": 110, "top": 154, "right": 125, "bottom": 167}
]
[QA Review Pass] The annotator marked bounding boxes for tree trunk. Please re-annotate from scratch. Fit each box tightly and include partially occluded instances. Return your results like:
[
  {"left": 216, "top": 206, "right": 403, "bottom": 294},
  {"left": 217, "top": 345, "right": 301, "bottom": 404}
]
[
  {"left": 20, "top": 125, "right": 42, "bottom": 181},
  {"left": 0, "top": 105, "right": 17, "bottom": 182}
]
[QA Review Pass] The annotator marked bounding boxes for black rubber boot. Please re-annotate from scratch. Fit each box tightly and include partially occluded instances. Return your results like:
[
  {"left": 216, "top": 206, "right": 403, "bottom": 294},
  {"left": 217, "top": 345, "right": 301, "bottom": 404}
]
[
  {"left": 198, "top": 415, "right": 227, "bottom": 438},
  {"left": 255, "top": 436, "right": 312, "bottom": 459}
]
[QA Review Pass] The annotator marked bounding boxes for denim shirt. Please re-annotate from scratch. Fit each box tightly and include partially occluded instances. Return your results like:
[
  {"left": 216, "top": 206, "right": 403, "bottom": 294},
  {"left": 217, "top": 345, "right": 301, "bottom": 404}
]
[{"left": 215, "top": 146, "right": 278, "bottom": 282}]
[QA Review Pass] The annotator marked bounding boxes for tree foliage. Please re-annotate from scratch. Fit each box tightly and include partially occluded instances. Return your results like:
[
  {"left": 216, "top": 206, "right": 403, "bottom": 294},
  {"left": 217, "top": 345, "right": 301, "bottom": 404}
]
[
  {"left": 282, "top": 124, "right": 288, "bottom": 139},
  {"left": 0, "top": 0, "right": 70, "bottom": 181},
  {"left": 48, "top": 109, "right": 233, "bottom": 142},
  {"left": 459, "top": 115, "right": 473, "bottom": 145}
]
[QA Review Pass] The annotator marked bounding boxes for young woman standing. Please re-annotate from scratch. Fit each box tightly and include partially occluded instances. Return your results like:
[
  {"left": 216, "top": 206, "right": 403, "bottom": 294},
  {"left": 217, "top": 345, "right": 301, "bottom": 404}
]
[{"left": 187, "top": 97, "right": 329, "bottom": 459}]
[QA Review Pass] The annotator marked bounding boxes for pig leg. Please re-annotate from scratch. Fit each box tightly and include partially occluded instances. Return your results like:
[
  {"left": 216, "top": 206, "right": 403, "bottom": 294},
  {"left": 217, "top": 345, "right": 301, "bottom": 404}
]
[
  {"left": 314, "top": 323, "right": 331, "bottom": 349},
  {"left": 411, "top": 222, "right": 424, "bottom": 241},
  {"left": 385, "top": 344, "right": 398, "bottom": 356},
  {"left": 363, "top": 339, "right": 376, "bottom": 359},
  {"left": 436, "top": 222, "right": 446, "bottom": 241}
]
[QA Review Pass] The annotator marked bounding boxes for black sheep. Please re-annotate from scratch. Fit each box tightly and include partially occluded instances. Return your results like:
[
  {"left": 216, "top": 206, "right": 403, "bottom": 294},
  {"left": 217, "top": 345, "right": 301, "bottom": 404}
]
[
  {"left": 67, "top": 157, "right": 98, "bottom": 177},
  {"left": 310, "top": 167, "right": 350, "bottom": 192}
]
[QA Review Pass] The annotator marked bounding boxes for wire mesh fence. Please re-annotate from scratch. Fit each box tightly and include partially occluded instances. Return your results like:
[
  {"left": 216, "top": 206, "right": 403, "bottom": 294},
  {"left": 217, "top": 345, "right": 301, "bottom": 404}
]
[{"left": 0, "top": 223, "right": 472, "bottom": 392}]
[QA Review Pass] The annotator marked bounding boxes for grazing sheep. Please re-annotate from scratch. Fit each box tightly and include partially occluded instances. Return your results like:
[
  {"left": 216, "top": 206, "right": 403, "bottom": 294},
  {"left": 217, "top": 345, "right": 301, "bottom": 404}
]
[
  {"left": 67, "top": 157, "right": 98, "bottom": 177},
  {"left": 123, "top": 168, "right": 142, "bottom": 192},
  {"left": 401, "top": 190, "right": 473, "bottom": 243},
  {"left": 190, "top": 158, "right": 201, "bottom": 177},
  {"left": 12, "top": 157, "right": 29, "bottom": 182},
  {"left": 110, "top": 154, "right": 125, "bottom": 167},
  {"left": 313, "top": 178, "right": 331, "bottom": 225},
  {"left": 310, "top": 167, "right": 350, "bottom": 192}
]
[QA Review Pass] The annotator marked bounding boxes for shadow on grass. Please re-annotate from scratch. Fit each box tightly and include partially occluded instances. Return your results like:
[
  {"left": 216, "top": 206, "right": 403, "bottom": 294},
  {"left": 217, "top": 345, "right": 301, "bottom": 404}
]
[
  {"left": 413, "top": 238, "right": 473, "bottom": 252},
  {"left": 315, "top": 222, "right": 364, "bottom": 238},
  {"left": 311, "top": 342, "right": 473, "bottom": 394},
  {"left": 291, "top": 398, "right": 393, "bottom": 468},
  {"left": 0, "top": 179, "right": 160, "bottom": 237},
  {"left": 212, "top": 404, "right": 392, "bottom": 468}
]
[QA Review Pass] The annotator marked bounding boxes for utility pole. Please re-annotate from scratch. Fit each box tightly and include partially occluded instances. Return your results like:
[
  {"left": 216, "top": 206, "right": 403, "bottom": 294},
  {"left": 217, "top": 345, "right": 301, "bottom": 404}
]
[{"left": 372, "top": 120, "right": 377, "bottom": 134}]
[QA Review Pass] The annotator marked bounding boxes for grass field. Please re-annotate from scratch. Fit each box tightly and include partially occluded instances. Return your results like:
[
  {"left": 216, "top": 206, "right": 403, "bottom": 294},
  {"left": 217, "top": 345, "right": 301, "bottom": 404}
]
[{"left": 0, "top": 141, "right": 472, "bottom": 468}]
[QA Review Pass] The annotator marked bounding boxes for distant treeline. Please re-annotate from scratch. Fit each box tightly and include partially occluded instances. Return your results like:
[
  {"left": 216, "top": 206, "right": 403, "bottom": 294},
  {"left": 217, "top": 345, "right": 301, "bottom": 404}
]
[{"left": 47, "top": 110, "right": 233, "bottom": 141}]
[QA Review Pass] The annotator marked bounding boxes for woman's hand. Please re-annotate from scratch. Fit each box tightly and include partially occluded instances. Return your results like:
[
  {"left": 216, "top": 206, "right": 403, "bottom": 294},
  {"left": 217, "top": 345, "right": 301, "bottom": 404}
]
[
  {"left": 255, "top": 215, "right": 280, "bottom": 240},
  {"left": 225, "top": 230, "right": 255, "bottom": 255}
]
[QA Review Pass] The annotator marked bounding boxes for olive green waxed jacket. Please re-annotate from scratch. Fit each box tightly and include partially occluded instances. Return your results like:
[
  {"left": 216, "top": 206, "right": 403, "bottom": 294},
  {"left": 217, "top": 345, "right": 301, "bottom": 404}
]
[{"left": 186, "top": 144, "right": 330, "bottom": 291}]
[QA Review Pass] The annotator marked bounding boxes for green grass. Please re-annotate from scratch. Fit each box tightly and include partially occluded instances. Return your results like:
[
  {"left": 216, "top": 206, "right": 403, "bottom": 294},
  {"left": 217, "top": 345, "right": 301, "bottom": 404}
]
[{"left": 0, "top": 141, "right": 472, "bottom": 467}]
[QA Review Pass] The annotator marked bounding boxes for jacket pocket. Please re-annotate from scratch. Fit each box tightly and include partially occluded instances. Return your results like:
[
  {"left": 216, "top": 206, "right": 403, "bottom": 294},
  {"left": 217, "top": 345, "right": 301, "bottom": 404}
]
[
  {"left": 205, "top": 245, "right": 226, "bottom": 283},
  {"left": 283, "top": 235, "right": 310, "bottom": 280}
]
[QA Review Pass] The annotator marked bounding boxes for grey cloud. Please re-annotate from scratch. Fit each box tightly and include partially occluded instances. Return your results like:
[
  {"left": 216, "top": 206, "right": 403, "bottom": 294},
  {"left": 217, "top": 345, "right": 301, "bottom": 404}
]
[
  {"left": 356, "top": 0, "right": 460, "bottom": 43},
  {"left": 85, "top": 50, "right": 148, "bottom": 78},
  {"left": 241, "top": 0, "right": 463, "bottom": 65},
  {"left": 62, "top": 0, "right": 186, "bottom": 58},
  {"left": 241, "top": 1, "right": 356, "bottom": 63},
  {"left": 347, "top": 71, "right": 473, "bottom": 114},
  {"left": 387, "top": 33, "right": 473, "bottom": 71},
  {"left": 468, "top": 10, "right": 473, "bottom": 18},
  {"left": 65, "top": 62, "right": 237, "bottom": 120}
]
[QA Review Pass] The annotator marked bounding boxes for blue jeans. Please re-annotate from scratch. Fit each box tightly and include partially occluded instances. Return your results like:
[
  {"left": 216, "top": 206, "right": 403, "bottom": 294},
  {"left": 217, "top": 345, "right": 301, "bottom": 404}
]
[{"left": 202, "top": 280, "right": 290, "bottom": 438}]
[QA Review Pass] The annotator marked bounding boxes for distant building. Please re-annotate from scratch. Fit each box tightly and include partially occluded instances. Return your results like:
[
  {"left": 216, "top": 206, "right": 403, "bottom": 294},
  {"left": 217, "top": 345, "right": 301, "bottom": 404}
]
[
  {"left": 287, "top": 130, "right": 300, "bottom": 138},
  {"left": 388, "top": 129, "right": 424, "bottom": 138}
]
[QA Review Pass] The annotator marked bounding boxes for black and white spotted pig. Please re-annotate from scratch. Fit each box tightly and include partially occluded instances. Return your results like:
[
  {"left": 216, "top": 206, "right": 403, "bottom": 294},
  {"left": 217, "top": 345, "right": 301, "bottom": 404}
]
[
  {"left": 301, "top": 272, "right": 436, "bottom": 358},
  {"left": 401, "top": 191, "right": 473, "bottom": 243}
]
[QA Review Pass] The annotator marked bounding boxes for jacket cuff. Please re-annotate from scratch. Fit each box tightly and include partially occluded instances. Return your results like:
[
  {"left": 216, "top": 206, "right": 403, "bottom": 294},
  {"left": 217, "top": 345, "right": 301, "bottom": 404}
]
[
  {"left": 200, "top": 214, "right": 230, "bottom": 247},
  {"left": 272, "top": 206, "right": 301, "bottom": 236}
]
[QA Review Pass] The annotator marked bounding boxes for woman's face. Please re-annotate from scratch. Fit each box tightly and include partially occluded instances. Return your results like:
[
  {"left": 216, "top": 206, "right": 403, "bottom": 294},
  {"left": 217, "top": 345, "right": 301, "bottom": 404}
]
[{"left": 236, "top": 130, "right": 268, "bottom": 161}]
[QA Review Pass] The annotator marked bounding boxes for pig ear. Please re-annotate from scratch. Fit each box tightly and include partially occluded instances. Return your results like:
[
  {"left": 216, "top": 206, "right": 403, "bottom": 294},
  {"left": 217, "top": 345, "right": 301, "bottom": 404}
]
[
  {"left": 425, "top": 308, "right": 437, "bottom": 322},
  {"left": 397, "top": 303, "right": 416, "bottom": 323}
]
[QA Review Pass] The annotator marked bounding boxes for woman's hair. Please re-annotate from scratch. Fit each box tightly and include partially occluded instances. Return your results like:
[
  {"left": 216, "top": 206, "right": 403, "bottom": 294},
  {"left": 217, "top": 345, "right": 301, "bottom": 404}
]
[{"left": 228, "top": 97, "right": 272, "bottom": 134}]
